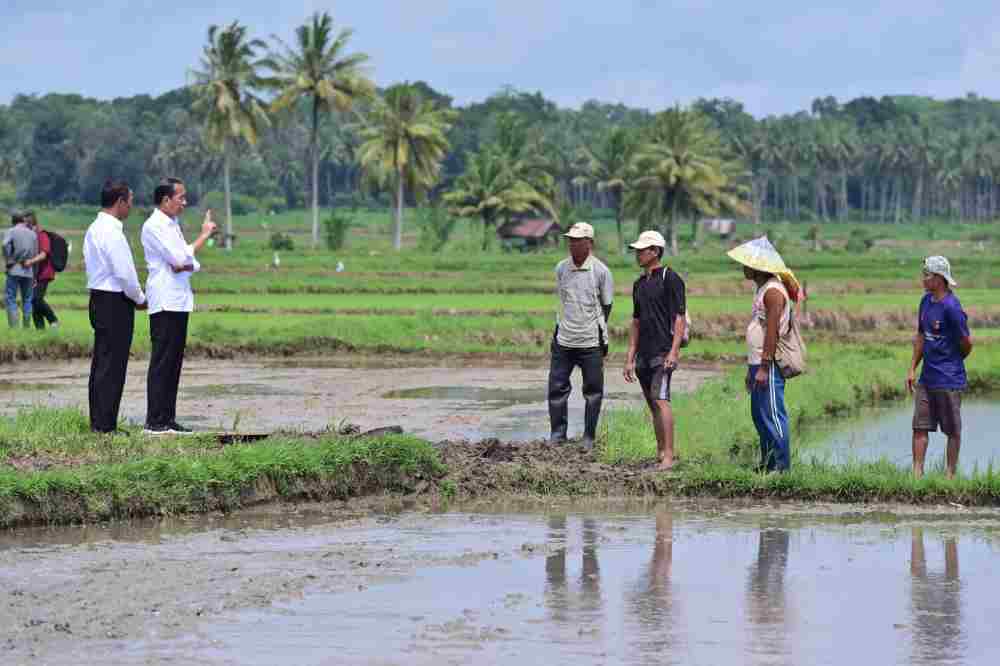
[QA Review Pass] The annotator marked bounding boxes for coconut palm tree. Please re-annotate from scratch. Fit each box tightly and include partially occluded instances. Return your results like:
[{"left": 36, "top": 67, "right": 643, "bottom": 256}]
[
  {"left": 191, "top": 21, "right": 271, "bottom": 250},
  {"left": 581, "top": 126, "right": 638, "bottom": 254},
  {"left": 269, "top": 11, "right": 374, "bottom": 248},
  {"left": 629, "top": 107, "right": 750, "bottom": 254},
  {"left": 358, "top": 83, "right": 455, "bottom": 250},
  {"left": 443, "top": 148, "right": 556, "bottom": 250}
]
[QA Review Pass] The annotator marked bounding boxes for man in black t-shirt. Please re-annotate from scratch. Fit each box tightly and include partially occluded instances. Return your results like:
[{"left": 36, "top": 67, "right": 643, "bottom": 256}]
[{"left": 623, "top": 231, "right": 686, "bottom": 470}]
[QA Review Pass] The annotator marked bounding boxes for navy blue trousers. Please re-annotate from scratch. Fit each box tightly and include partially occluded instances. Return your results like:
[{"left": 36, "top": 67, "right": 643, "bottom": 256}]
[{"left": 748, "top": 364, "right": 790, "bottom": 471}]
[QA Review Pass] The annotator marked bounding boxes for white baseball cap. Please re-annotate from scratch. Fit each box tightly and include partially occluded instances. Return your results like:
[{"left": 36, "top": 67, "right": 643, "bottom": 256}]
[
  {"left": 629, "top": 230, "right": 666, "bottom": 249},
  {"left": 563, "top": 222, "right": 594, "bottom": 239},
  {"left": 923, "top": 255, "right": 957, "bottom": 287}
]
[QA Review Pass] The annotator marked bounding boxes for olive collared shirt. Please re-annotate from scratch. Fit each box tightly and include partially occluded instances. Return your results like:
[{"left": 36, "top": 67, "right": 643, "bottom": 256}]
[{"left": 554, "top": 254, "right": 614, "bottom": 349}]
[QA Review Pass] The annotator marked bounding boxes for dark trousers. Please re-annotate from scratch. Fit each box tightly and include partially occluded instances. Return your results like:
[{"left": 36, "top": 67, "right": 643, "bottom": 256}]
[
  {"left": 32, "top": 279, "right": 58, "bottom": 329},
  {"left": 88, "top": 290, "right": 135, "bottom": 432},
  {"left": 146, "top": 311, "right": 189, "bottom": 428},
  {"left": 548, "top": 342, "right": 605, "bottom": 440}
]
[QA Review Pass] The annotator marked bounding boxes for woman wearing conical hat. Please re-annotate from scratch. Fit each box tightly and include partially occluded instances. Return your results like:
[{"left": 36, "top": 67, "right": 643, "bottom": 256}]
[{"left": 727, "top": 236, "right": 801, "bottom": 472}]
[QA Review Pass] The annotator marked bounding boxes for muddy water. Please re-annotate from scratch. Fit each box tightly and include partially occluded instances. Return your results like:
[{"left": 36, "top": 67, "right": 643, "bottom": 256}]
[
  {"left": 809, "top": 399, "right": 1000, "bottom": 474},
  {"left": 0, "top": 357, "right": 716, "bottom": 441},
  {"left": 3, "top": 501, "right": 1000, "bottom": 664}
]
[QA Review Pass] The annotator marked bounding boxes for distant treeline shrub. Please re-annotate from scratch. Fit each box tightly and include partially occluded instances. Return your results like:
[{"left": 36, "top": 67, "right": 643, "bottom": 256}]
[
  {"left": 323, "top": 211, "right": 353, "bottom": 251},
  {"left": 268, "top": 231, "right": 295, "bottom": 251},
  {"left": 202, "top": 191, "right": 287, "bottom": 216},
  {"left": 417, "top": 206, "right": 458, "bottom": 253}
]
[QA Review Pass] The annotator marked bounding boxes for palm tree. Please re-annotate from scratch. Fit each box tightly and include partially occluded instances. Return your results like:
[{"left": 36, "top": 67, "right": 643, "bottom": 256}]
[
  {"left": 269, "top": 11, "right": 374, "bottom": 248},
  {"left": 582, "top": 126, "right": 637, "bottom": 254},
  {"left": 358, "top": 84, "right": 455, "bottom": 250},
  {"left": 191, "top": 21, "right": 271, "bottom": 250},
  {"left": 443, "top": 148, "right": 556, "bottom": 250},
  {"left": 629, "top": 107, "right": 749, "bottom": 254}
]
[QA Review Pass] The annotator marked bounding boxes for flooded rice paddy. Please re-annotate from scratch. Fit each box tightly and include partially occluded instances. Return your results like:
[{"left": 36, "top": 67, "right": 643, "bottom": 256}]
[
  {"left": 808, "top": 399, "right": 1000, "bottom": 473},
  {"left": 2, "top": 500, "right": 999, "bottom": 664}
]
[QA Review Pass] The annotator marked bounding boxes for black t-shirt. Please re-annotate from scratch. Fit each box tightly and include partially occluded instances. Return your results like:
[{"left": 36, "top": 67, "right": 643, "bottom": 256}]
[{"left": 632, "top": 266, "right": 686, "bottom": 360}]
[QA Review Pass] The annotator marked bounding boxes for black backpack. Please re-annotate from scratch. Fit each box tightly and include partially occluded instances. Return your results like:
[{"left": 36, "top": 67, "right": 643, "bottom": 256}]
[{"left": 47, "top": 231, "right": 69, "bottom": 272}]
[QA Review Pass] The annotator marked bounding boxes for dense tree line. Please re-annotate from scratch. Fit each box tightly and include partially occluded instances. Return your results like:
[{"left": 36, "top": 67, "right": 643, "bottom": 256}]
[{"left": 2, "top": 14, "right": 999, "bottom": 253}]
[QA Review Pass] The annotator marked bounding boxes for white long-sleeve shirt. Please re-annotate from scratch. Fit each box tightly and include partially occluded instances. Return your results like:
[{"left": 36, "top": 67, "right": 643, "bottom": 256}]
[
  {"left": 83, "top": 211, "right": 146, "bottom": 305},
  {"left": 141, "top": 208, "right": 201, "bottom": 314}
]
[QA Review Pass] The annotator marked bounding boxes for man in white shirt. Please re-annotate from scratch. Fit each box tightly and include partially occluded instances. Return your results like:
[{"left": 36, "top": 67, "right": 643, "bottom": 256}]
[
  {"left": 141, "top": 177, "right": 216, "bottom": 434},
  {"left": 84, "top": 180, "right": 147, "bottom": 434}
]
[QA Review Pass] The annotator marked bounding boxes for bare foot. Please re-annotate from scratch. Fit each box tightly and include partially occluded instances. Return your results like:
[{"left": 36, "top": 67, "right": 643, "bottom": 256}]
[{"left": 657, "top": 459, "right": 675, "bottom": 471}]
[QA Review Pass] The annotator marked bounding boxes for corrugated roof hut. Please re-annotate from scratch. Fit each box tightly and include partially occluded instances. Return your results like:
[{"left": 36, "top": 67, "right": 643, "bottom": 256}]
[{"left": 496, "top": 218, "right": 561, "bottom": 252}]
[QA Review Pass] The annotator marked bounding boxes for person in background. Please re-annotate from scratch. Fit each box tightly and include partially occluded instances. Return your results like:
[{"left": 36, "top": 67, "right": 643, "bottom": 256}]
[
  {"left": 623, "top": 230, "right": 686, "bottom": 471},
  {"left": 547, "top": 222, "right": 614, "bottom": 449},
  {"left": 907, "top": 256, "right": 973, "bottom": 479},
  {"left": 19, "top": 212, "right": 60, "bottom": 330},
  {"left": 4, "top": 211, "right": 38, "bottom": 328},
  {"left": 727, "top": 236, "right": 801, "bottom": 473},
  {"left": 140, "top": 177, "right": 216, "bottom": 434},
  {"left": 84, "top": 180, "right": 147, "bottom": 434}
]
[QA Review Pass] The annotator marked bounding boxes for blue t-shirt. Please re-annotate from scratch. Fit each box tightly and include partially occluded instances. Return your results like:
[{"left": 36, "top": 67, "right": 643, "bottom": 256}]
[{"left": 918, "top": 292, "right": 970, "bottom": 390}]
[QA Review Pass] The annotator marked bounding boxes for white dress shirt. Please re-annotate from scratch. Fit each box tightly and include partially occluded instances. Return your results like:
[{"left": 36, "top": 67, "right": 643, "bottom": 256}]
[
  {"left": 141, "top": 208, "right": 201, "bottom": 315},
  {"left": 83, "top": 211, "right": 146, "bottom": 305}
]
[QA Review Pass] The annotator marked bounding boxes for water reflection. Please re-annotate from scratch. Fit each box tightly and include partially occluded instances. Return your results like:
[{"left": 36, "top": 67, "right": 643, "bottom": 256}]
[
  {"left": 544, "top": 516, "right": 603, "bottom": 623},
  {"left": 910, "top": 527, "right": 964, "bottom": 663},
  {"left": 746, "top": 529, "right": 790, "bottom": 661},
  {"left": 628, "top": 509, "right": 678, "bottom": 662}
]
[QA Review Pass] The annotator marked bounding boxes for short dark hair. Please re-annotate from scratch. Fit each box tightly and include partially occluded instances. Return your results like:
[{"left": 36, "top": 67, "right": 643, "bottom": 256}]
[
  {"left": 153, "top": 177, "right": 184, "bottom": 207},
  {"left": 101, "top": 180, "right": 132, "bottom": 208},
  {"left": 654, "top": 247, "right": 664, "bottom": 260}
]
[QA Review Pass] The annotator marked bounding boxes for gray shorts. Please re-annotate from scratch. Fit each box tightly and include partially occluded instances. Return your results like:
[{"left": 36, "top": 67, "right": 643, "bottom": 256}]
[
  {"left": 636, "top": 355, "right": 672, "bottom": 402},
  {"left": 912, "top": 384, "right": 962, "bottom": 436}
]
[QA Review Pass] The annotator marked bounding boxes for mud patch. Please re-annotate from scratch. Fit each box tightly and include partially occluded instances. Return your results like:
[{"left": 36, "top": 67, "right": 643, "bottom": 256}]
[
  {"left": 1, "top": 357, "right": 717, "bottom": 440},
  {"left": 0, "top": 380, "right": 60, "bottom": 392},
  {"left": 181, "top": 382, "right": 303, "bottom": 398},
  {"left": 383, "top": 386, "right": 541, "bottom": 409}
]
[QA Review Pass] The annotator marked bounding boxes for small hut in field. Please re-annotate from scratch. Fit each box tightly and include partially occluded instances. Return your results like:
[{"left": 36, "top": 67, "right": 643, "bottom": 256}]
[{"left": 496, "top": 218, "right": 562, "bottom": 252}]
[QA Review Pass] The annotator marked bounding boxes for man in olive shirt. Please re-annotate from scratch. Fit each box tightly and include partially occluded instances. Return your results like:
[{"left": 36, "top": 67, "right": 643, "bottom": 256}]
[{"left": 548, "top": 222, "right": 614, "bottom": 448}]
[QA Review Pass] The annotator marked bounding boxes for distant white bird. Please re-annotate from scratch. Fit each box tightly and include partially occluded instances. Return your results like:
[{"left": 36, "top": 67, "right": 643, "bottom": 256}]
[
  {"left": 335, "top": 261, "right": 345, "bottom": 273},
  {"left": 272, "top": 252, "right": 280, "bottom": 269}
]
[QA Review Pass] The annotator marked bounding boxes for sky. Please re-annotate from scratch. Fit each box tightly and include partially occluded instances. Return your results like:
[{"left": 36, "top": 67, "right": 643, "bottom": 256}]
[{"left": 2, "top": 0, "right": 999, "bottom": 117}]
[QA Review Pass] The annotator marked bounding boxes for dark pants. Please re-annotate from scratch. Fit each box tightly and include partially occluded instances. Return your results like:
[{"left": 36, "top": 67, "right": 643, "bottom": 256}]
[
  {"left": 32, "top": 279, "right": 58, "bottom": 329},
  {"left": 548, "top": 342, "right": 604, "bottom": 441},
  {"left": 146, "top": 311, "right": 189, "bottom": 428},
  {"left": 88, "top": 290, "right": 135, "bottom": 432}
]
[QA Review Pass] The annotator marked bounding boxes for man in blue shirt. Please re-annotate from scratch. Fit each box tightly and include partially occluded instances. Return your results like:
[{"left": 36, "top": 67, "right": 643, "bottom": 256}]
[{"left": 906, "top": 256, "right": 973, "bottom": 479}]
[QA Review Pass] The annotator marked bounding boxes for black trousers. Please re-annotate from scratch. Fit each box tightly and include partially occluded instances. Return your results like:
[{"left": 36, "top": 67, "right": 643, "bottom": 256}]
[
  {"left": 146, "top": 311, "right": 189, "bottom": 428},
  {"left": 32, "top": 280, "right": 58, "bottom": 329},
  {"left": 88, "top": 290, "right": 135, "bottom": 432},
  {"left": 547, "top": 342, "right": 605, "bottom": 440}
]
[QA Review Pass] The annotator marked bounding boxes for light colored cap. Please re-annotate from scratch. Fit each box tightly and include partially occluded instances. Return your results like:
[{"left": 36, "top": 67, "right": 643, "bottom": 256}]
[
  {"left": 924, "top": 255, "right": 957, "bottom": 287},
  {"left": 563, "top": 222, "right": 594, "bottom": 239},
  {"left": 727, "top": 235, "right": 801, "bottom": 302},
  {"left": 629, "top": 230, "right": 666, "bottom": 249}
]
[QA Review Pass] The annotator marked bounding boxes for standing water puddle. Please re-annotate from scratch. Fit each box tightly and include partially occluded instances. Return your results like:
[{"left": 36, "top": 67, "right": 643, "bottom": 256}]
[
  {"left": 3, "top": 502, "right": 999, "bottom": 664},
  {"left": 808, "top": 399, "right": 1000, "bottom": 473}
]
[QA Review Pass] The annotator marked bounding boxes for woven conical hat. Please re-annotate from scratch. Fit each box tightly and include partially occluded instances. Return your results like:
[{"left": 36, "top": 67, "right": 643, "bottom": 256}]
[{"left": 727, "top": 236, "right": 801, "bottom": 301}]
